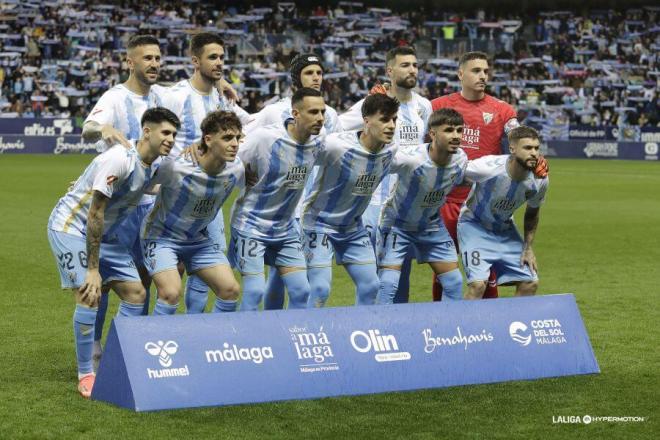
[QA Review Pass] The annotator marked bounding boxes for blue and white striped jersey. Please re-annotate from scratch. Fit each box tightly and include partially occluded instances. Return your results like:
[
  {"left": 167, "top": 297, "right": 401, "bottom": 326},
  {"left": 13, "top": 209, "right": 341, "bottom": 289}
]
[
  {"left": 48, "top": 142, "right": 158, "bottom": 240},
  {"left": 302, "top": 130, "right": 397, "bottom": 233},
  {"left": 382, "top": 144, "right": 468, "bottom": 231},
  {"left": 162, "top": 79, "right": 251, "bottom": 157},
  {"left": 244, "top": 97, "right": 342, "bottom": 135},
  {"left": 460, "top": 155, "right": 549, "bottom": 232},
  {"left": 231, "top": 122, "right": 324, "bottom": 239},
  {"left": 244, "top": 96, "right": 342, "bottom": 219},
  {"left": 338, "top": 91, "right": 432, "bottom": 205},
  {"left": 84, "top": 84, "right": 167, "bottom": 144},
  {"left": 142, "top": 155, "right": 245, "bottom": 242}
]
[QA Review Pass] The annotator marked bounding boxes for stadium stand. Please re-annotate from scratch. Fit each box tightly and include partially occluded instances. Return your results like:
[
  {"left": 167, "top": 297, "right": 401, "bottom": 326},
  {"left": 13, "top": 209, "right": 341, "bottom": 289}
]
[{"left": 0, "top": 1, "right": 657, "bottom": 135}]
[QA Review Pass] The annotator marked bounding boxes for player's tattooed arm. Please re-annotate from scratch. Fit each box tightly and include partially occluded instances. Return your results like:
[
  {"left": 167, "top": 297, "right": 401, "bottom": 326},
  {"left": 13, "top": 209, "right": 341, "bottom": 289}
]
[
  {"left": 79, "top": 191, "right": 108, "bottom": 306},
  {"left": 82, "top": 121, "right": 131, "bottom": 148},
  {"left": 521, "top": 206, "right": 540, "bottom": 272}
]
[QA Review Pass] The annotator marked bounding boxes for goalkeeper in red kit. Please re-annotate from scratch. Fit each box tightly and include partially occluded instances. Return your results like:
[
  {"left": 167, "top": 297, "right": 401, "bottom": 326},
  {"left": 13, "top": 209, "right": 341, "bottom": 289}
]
[{"left": 430, "top": 51, "right": 548, "bottom": 300}]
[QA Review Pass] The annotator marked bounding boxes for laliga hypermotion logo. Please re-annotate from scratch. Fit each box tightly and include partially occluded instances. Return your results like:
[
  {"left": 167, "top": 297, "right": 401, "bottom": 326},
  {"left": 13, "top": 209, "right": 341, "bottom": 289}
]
[
  {"left": 145, "top": 340, "right": 179, "bottom": 367},
  {"left": 509, "top": 322, "right": 531, "bottom": 346}
]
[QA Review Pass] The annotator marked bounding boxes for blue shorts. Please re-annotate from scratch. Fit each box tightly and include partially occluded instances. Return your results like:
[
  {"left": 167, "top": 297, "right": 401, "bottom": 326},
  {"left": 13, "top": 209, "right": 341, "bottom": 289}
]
[
  {"left": 361, "top": 203, "right": 382, "bottom": 247},
  {"left": 228, "top": 227, "right": 306, "bottom": 275},
  {"left": 141, "top": 237, "right": 228, "bottom": 276},
  {"left": 116, "top": 202, "right": 154, "bottom": 265},
  {"left": 457, "top": 220, "right": 538, "bottom": 285},
  {"left": 206, "top": 208, "right": 227, "bottom": 252},
  {"left": 303, "top": 228, "right": 375, "bottom": 267},
  {"left": 377, "top": 226, "right": 457, "bottom": 267},
  {"left": 47, "top": 229, "right": 140, "bottom": 289}
]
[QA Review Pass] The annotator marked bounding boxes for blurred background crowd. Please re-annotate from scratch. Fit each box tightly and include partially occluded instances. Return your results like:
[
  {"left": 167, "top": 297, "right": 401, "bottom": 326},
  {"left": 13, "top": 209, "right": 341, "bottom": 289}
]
[{"left": 1, "top": 0, "right": 657, "bottom": 131}]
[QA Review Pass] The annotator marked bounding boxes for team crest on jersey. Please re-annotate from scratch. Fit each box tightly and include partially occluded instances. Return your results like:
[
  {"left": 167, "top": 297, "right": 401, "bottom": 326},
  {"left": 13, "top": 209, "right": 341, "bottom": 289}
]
[{"left": 482, "top": 112, "right": 494, "bottom": 125}]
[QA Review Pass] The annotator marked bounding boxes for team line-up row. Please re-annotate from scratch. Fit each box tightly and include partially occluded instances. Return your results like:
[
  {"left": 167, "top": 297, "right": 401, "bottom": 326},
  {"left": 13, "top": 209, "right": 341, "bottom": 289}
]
[{"left": 45, "top": 33, "right": 549, "bottom": 398}]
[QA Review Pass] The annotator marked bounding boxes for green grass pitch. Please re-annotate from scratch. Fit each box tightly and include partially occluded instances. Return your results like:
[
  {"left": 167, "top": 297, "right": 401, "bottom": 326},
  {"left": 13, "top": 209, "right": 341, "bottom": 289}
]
[{"left": 0, "top": 155, "right": 657, "bottom": 439}]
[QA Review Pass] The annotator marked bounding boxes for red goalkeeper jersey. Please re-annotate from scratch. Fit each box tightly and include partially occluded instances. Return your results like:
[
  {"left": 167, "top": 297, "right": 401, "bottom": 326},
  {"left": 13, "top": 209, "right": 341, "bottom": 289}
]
[{"left": 431, "top": 92, "right": 518, "bottom": 203}]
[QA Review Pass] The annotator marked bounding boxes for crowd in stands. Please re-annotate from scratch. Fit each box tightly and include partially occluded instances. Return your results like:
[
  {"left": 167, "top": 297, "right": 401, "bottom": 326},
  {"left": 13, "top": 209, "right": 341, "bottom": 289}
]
[{"left": 1, "top": 0, "right": 658, "bottom": 131}]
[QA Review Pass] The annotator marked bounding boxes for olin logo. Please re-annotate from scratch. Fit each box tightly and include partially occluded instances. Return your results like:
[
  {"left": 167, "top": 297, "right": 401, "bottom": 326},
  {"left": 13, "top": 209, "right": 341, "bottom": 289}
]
[
  {"left": 350, "top": 329, "right": 411, "bottom": 362},
  {"left": 145, "top": 340, "right": 179, "bottom": 367},
  {"left": 509, "top": 322, "right": 532, "bottom": 346}
]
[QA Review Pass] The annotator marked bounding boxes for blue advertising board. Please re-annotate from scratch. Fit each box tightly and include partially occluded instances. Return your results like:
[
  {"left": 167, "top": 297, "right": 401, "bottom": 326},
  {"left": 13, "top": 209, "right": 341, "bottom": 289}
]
[
  {"left": 92, "top": 294, "right": 599, "bottom": 412},
  {"left": 545, "top": 140, "right": 659, "bottom": 161}
]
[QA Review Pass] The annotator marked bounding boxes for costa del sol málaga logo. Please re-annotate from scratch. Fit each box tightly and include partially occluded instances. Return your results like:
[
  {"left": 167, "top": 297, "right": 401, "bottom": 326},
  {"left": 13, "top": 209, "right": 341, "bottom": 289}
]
[
  {"left": 509, "top": 322, "right": 532, "bottom": 346},
  {"left": 145, "top": 340, "right": 179, "bottom": 367}
]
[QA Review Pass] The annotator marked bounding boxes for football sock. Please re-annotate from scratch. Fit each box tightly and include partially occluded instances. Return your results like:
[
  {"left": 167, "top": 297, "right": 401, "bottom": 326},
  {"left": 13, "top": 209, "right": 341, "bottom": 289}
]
[
  {"left": 153, "top": 300, "right": 178, "bottom": 315},
  {"left": 346, "top": 263, "right": 379, "bottom": 305},
  {"left": 483, "top": 270, "right": 499, "bottom": 299},
  {"left": 263, "top": 267, "right": 286, "bottom": 310},
  {"left": 281, "top": 271, "right": 310, "bottom": 309},
  {"left": 239, "top": 274, "right": 265, "bottom": 311},
  {"left": 393, "top": 257, "right": 411, "bottom": 304},
  {"left": 213, "top": 297, "right": 238, "bottom": 313},
  {"left": 306, "top": 266, "right": 332, "bottom": 308},
  {"left": 437, "top": 269, "right": 463, "bottom": 300},
  {"left": 376, "top": 269, "right": 400, "bottom": 305},
  {"left": 93, "top": 291, "right": 108, "bottom": 342},
  {"left": 184, "top": 274, "right": 209, "bottom": 313},
  {"left": 117, "top": 301, "right": 144, "bottom": 317},
  {"left": 73, "top": 304, "right": 97, "bottom": 376}
]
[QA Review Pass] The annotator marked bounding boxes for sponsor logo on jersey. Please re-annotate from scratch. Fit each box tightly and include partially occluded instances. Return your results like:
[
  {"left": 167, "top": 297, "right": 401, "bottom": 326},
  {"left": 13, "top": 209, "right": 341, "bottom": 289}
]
[
  {"left": 284, "top": 165, "right": 308, "bottom": 189},
  {"left": 191, "top": 198, "right": 215, "bottom": 218},
  {"left": 352, "top": 174, "right": 378, "bottom": 196}
]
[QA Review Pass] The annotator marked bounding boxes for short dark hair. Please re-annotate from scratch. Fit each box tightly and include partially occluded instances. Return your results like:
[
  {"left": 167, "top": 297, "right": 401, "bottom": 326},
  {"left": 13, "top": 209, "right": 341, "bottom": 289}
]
[
  {"left": 361, "top": 93, "right": 399, "bottom": 119},
  {"left": 127, "top": 35, "right": 160, "bottom": 50},
  {"left": 386, "top": 46, "right": 416, "bottom": 66},
  {"left": 291, "top": 87, "right": 323, "bottom": 108},
  {"left": 428, "top": 108, "right": 463, "bottom": 128},
  {"left": 190, "top": 32, "right": 224, "bottom": 58},
  {"left": 459, "top": 51, "right": 489, "bottom": 67},
  {"left": 141, "top": 107, "right": 180, "bottom": 129},
  {"left": 508, "top": 126, "right": 540, "bottom": 143},
  {"left": 199, "top": 111, "right": 242, "bottom": 152}
]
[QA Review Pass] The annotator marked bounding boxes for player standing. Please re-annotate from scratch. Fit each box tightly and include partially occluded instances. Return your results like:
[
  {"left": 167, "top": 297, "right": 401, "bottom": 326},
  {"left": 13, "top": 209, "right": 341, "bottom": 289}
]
[
  {"left": 82, "top": 34, "right": 166, "bottom": 366},
  {"left": 376, "top": 109, "right": 468, "bottom": 304},
  {"left": 458, "top": 126, "right": 547, "bottom": 298},
  {"left": 302, "top": 93, "right": 399, "bottom": 307},
  {"left": 141, "top": 111, "right": 244, "bottom": 314},
  {"left": 47, "top": 107, "right": 179, "bottom": 398},
  {"left": 161, "top": 32, "right": 251, "bottom": 314},
  {"left": 430, "top": 51, "right": 520, "bottom": 301},
  {"left": 245, "top": 53, "right": 343, "bottom": 310},
  {"left": 339, "top": 46, "right": 432, "bottom": 303},
  {"left": 229, "top": 88, "right": 325, "bottom": 311}
]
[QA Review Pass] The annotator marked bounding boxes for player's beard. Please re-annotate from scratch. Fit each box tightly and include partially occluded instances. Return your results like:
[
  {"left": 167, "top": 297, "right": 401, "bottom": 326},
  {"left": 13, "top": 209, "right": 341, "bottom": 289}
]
[
  {"left": 516, "top": 156, "right": 537, "bottom": 170},
  {"left": 200, "top": 67, "right": 222, "bottom": 84},
  {"left": 395, "top": 75, "right": 417, "bottom": 89},
  {"left": 137, "top": 68, "right": 159, "bottom": 86}
]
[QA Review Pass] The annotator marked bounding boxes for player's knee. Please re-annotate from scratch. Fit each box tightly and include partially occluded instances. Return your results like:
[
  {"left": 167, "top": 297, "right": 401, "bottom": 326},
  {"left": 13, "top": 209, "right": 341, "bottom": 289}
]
[
  {"left": 437, "top": 269, "right": 463, "bottom": 300},
  {"left": 466, "top": 281, "right": 487, "bottom": 299},
  {"left": 360, "top": 276, "right": 380, "bottom": 298},
  {"left": 157, "top": 287, "right": 181, "bottom": 305},
  {"left": 517, "top": 280, "right": 538, "bottom": 295},
  {"left": 310, "top": 277, "right": 331, "bottom": 302},
  {"left": 218, "top": 280, "right": 241, "bottom": 301}
]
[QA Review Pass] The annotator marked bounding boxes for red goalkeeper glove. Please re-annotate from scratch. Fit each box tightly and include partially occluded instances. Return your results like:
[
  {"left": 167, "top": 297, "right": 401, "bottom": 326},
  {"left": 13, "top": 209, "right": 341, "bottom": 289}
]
[{"left": 534, "top": 155, "right": 549, "bottom": 178}]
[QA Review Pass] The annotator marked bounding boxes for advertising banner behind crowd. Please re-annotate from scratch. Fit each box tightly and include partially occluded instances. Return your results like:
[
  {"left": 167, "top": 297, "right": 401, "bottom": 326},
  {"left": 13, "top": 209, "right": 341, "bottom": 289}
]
[
  {"left": 544, "top": 140, "right": 659, "bottom": 161},
  {"left": 92, "top": 294, "right": 599, "bottom": 412}
]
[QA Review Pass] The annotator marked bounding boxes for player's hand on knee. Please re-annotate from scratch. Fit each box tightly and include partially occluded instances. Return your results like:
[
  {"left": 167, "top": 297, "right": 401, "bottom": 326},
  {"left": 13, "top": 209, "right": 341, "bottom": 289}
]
[
  {"left": 534, "top": 155, "right": 549, "bottom": 178},
  {"left": 521, "top": 247, "right": 537, "bottom": 272},
  {"left": 79, "top": 270, "right": 102, "bottom": 306},
  {"left": 100, "top": 125, "right": 131, "bottom": 149}
]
